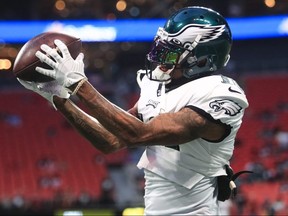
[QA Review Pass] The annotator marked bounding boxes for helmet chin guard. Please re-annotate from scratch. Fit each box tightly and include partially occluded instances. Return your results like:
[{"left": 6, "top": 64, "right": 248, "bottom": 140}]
[{"left": 145, "top": 65, "right": 173, "bottom": 83}]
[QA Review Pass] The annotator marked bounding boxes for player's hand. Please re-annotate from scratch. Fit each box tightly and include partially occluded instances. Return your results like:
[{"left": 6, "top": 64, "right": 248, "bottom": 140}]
[
  {"left": 35, "top": 39, "right": 86, "bottom": 88},
  {"left": 17, "top": 78, "right": 70, "bottom": 110}
]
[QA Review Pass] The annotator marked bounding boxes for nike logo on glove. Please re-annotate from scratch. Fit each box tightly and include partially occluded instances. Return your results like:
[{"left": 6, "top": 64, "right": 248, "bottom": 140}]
[{"left": 228, "top": 87, "right": 242, "bottom": 94}]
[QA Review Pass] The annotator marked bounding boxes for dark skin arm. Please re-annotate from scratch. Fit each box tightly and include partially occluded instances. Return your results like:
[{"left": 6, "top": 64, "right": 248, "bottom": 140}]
[{"left": 54, "top": 80, "right": 226, "bottom": 154}]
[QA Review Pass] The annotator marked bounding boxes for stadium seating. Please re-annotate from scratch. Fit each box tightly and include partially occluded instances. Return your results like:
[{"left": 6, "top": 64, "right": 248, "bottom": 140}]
[
  {"left": 230, "top": 74, "right": 288, "bottom": 212},
  {"left": 0, "top": 90, "right": 109, "bottom": 202}
]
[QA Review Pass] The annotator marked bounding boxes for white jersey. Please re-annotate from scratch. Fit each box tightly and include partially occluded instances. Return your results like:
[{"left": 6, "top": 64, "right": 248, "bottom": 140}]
[{"left": 137, "top": 73, "right": 249, "bottom": 189}]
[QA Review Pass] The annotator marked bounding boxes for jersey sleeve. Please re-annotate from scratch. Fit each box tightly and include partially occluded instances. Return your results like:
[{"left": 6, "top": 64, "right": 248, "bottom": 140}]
[{"left": 186, "top": 76, "right": 249, "bottom": 126}]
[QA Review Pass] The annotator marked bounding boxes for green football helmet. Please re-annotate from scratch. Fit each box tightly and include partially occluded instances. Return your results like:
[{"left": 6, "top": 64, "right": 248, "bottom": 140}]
[{"left": 146, "top": 6, "right": 232, "bottom": 81}]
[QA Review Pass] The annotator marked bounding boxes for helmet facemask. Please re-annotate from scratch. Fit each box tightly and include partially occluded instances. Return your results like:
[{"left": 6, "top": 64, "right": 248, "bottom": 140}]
[{"left": 146, "top": 27, "right": 205, "bottom": 82}]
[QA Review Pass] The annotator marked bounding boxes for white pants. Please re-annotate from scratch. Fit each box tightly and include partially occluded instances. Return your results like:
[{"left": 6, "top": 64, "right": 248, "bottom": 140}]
[{"left": 143, "top": 169, "right": 220, "bottom": 215}]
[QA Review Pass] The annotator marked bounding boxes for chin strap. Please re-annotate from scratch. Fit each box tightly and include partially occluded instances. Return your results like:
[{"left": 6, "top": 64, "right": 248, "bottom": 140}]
[{"left": 183, "top": 56, "right": 216, "bottom": 79}]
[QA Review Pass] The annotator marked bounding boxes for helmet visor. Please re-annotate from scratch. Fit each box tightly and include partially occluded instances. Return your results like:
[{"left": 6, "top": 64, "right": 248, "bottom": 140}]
[{"left": 147, "top": 38, "right": 183, "bottom": 66}]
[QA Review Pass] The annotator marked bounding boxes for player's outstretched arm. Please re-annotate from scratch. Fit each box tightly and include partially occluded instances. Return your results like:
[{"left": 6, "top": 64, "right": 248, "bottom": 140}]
[
  {"left": 53, "top": 97, "right": 127, "bottom": 153},
  {"left": 62, "top": 80, "right": 227, "bottom": 149}
]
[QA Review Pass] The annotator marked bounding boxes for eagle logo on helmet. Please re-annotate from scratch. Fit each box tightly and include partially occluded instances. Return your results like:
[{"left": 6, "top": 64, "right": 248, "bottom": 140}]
[
  {"left": 168, "top": 24, "right": 226, "bottom": 44},
  {"left": 209, "top": 99, "right": 242, "bottom": 116}
]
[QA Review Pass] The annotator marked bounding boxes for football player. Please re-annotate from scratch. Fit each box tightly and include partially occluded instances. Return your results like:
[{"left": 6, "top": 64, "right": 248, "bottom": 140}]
[{"left": 18, "top": 6, "right": 249, "bottom": 215}]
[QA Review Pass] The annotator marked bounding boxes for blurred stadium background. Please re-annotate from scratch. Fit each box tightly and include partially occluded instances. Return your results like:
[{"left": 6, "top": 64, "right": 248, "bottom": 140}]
[{"left": 1, "top": 0, "right": 288, "bottom": 215}]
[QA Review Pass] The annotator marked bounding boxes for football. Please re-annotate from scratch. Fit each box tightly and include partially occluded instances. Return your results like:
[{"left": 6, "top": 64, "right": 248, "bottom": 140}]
[{"left": 13, "top": 32, "right": 82, "bottom": 82}]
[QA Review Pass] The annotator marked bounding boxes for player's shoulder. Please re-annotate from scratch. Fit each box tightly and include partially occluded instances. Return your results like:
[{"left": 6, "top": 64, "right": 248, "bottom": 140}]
[
  {"left": 211, "top": 75, "right": 248, "bottom": 108},
  {"left": 186, "top": 74, "right": 225, "bottom": 90},
  {"left": 136, "top": 69, "right": 146, "bottom": 87},
  {"left": 190, "top": 74, "right": 249, "bottom": 108},
  {"left": 192, "top": 74, "right": 237, "bottom": 87}
]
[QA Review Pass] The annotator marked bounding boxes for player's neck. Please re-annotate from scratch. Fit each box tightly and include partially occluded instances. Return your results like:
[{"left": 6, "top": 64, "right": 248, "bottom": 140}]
[{"left": 170, "top": 69, "right": 182, "bottom": 79}]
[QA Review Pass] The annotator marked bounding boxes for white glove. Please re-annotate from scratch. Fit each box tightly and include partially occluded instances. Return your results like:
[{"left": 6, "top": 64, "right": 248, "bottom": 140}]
[
  {"left": 35, "top": 39, "right": 86, "bottom": 89},
  {"left": 17, "top": 78, "right": 70, "bottom": 110}
]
